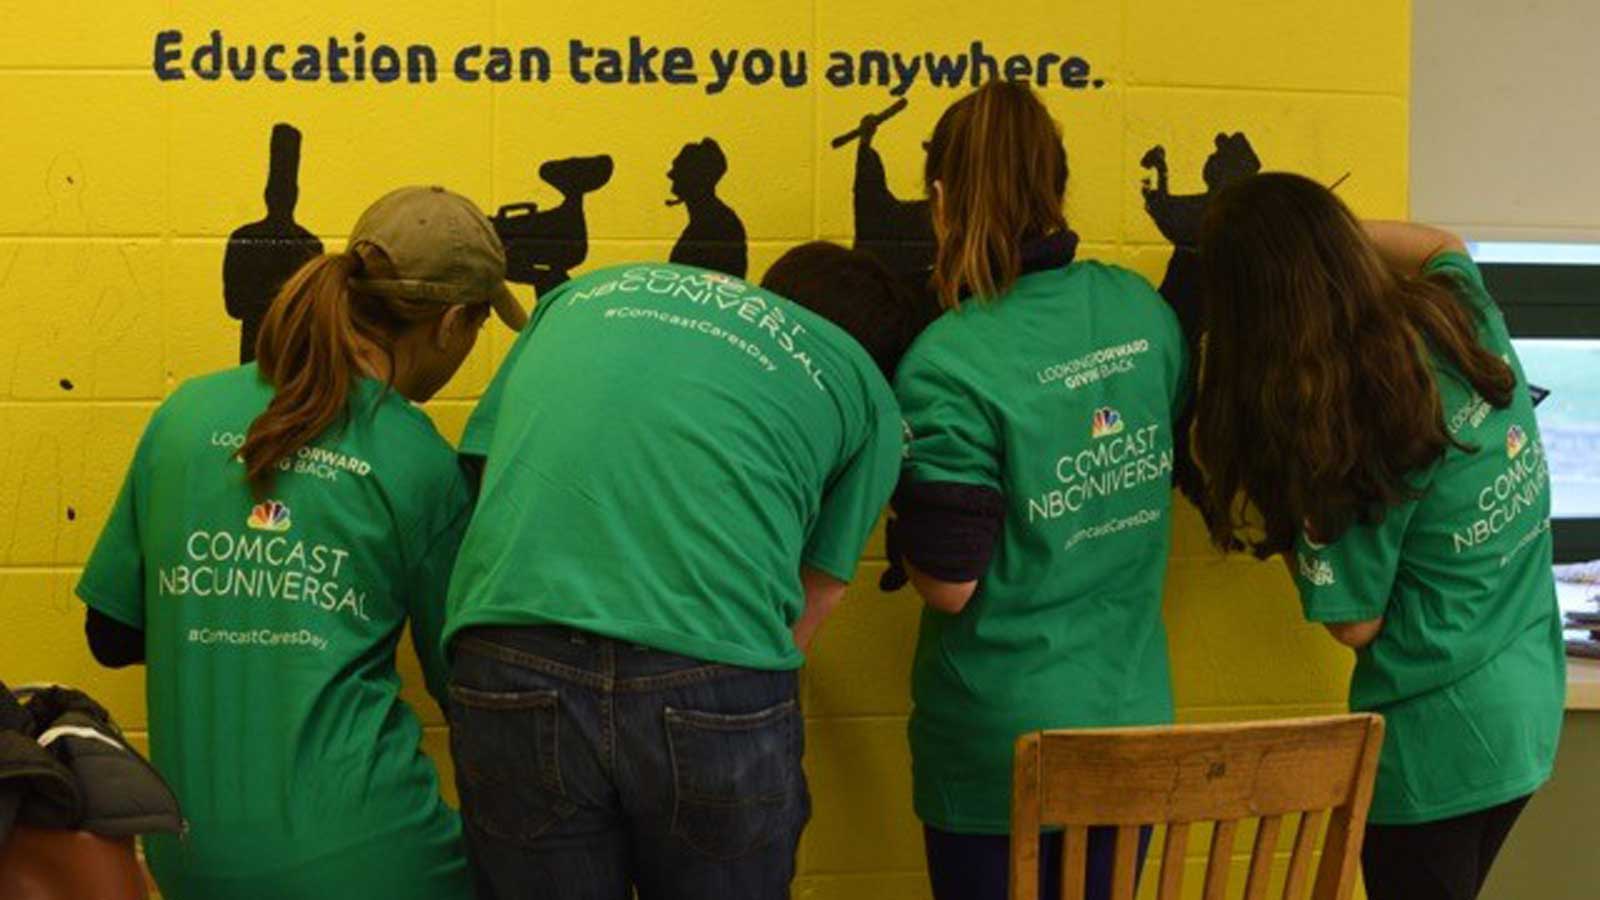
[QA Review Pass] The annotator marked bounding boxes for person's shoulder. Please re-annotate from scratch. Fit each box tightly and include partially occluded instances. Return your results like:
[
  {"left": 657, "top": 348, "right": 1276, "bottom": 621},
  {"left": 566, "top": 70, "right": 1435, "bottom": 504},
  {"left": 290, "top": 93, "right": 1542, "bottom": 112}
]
[
  {"left": 363, "top": 395, "right": 471, "bottom": 520},
  {"left": 368, "top": 394, "right": 459, "bottom": 469},
  {"left": 1064, "top": 259, "right": 1162, "bottom": 298},
  {"left": 165, "top": 365, "right": 267, "bottom": 414},
  {"left": 1070, "top": 259, "right": 1182, "bottom": 336},
  {"left": 1423, "top": 249, "right": 1486, "bottom": 289}
]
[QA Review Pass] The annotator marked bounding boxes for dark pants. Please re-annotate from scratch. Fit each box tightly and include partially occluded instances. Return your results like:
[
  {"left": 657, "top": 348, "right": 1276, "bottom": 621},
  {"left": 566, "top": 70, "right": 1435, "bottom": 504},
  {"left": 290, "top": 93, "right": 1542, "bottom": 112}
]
[
  {"left": 924, "top": 824, "right": 1152, "bottom": 900},
  {"left": 1361, "top": 795, "right": 1531, "bottom": 900},
  {"left": 447, "top": 626, "right": 810, "bottom": 900}
]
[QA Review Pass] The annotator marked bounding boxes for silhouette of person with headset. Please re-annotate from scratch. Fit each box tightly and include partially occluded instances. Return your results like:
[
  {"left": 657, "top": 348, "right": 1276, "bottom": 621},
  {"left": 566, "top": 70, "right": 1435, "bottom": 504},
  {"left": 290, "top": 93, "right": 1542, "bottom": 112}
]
[
  {"left": 667, "top": 139, "right": 747, "bottom": 278},
  {"left": 224, "top": 124, "right": 323, "bottom": 364},
  {"left": 494, "top": 155, "right": 614, "bottom": 296}
]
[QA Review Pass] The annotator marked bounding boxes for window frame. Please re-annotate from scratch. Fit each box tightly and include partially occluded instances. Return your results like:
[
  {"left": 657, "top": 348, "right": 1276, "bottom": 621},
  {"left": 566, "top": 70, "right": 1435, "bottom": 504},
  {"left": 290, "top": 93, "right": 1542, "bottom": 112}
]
[{"left": 1477, "top": 256, "right": 1600, "bottom": 563}]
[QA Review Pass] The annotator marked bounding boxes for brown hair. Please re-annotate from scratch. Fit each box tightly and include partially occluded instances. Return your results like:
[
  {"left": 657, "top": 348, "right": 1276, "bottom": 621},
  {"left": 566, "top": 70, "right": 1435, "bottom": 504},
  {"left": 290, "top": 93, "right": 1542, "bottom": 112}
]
[
  {"left": 1193, "top": 172, "right": 1516, "bottom": 557},
  {"left": 924, "top": 80, "right": 1069, "bottom": 310},
  {"left": 240, "top": 245, "right": 476, "bottom": 497}
]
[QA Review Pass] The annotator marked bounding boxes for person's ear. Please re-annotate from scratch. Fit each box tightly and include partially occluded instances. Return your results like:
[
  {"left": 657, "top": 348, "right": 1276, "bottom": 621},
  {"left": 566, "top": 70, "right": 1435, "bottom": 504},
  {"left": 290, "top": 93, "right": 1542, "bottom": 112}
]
[{"left": 433, "top": 305, "right": 470, "bottom": 352}]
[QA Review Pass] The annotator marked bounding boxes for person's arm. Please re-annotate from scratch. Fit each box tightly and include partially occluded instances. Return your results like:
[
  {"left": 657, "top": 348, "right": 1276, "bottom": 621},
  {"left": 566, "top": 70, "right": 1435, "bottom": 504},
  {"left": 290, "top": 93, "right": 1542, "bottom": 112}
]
[
  {"left": 1363, "top": 221, "right": 1467, "bottom": 276},
  {"left": 404, "top": 482, "right": 474, "bottom": 710},
  {"left": 792, "top": 566, "right": 848, "bottom": 653},
  {"left": 77, "top": 414, "right": 158, "bottom": 666},
  {"left": 906, "top": 563, "right": 976, "bottom": 615},
  {"left": 84, "top": 608, "right": 145, "bottom": 668},
  {"left": 1324, "top": 618, "right": 1384, "bottom": 649}
]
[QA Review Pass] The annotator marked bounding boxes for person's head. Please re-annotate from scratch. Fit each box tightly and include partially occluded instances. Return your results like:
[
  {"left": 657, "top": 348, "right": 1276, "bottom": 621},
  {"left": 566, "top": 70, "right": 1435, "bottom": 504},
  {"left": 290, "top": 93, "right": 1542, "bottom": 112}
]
[
  {"left": 923, "top": 80, "right": 1069, "bottom": 310},
  {"left": 264, "top": 123, "right": 302, "bottom": 220},
  {"left": 1193, "top": 172, "right": 1515, "bottom": 557},
  {"left": 668, "top": 139, "right": 728, "bottom": 201},
  {"left": 762, "top": 241, "right": 918, "bottom": 382},
  {"left": 241, "top": 186, "right": 526, "bottom": 497},
  {"left": 1202, "top": 132, "right": 1260, "bottom": 192}
]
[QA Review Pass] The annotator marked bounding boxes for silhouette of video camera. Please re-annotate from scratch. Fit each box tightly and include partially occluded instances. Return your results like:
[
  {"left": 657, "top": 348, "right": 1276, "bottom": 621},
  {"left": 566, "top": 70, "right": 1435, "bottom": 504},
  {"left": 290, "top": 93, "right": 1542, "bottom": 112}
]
[{"left": 493, "top": 155, "right": 614, "bottom": 294}]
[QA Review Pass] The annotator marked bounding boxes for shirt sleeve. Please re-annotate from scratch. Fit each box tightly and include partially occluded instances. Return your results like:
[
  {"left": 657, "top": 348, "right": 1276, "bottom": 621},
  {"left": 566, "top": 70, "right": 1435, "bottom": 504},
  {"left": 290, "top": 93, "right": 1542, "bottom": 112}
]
[
  {"left": 76, "top": 421, "right": 156, "bottom": 629},
  {"left": 1423, "top": 251, "right": 1497, "bottom": 320},
  {"left": 801, "top": 393, "right": 904, "bottom": 583},
  {"left": 1292, "top": 497, "right": 1421, "bottom": 624},
  {"left": 405, "top": 485, "right": 473, "bottom": 708},
  {"left": 895, "top": 347, "right": 1002, "bottom": 491},
  {"left": 460, "top": 286, "right": 564, "bottom": 457}
]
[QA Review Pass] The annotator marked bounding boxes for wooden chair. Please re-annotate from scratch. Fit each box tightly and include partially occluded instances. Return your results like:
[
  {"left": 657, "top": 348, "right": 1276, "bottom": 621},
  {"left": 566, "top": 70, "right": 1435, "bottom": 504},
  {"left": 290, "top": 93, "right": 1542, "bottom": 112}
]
[
  {"left": 0, "top": 825, "right": 150, "bottom": 900},
  {"left": 1009, "top": 714, "right": 1384, "bottom": 900}
]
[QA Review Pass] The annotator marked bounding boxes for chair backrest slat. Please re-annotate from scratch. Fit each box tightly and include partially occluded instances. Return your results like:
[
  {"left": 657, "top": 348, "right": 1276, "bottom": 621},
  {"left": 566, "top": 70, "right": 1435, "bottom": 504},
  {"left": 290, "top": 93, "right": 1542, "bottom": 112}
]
[
  {"left": 1155, "top": 822, "right": 1189, "bottom": 900},
  {"left": 1243, "top": 815, "right": 1283, "bottom": 900},
  {"left": 1110, "top": 824, "right": 1140, "bottom": 900},
  {"left": 1060, "top": 827, "right": 1088, "bottom": 900},
  {"left": 1009, "top": 715, "right": 1384, "bottom": 900},
  {"left": 1282, "top": 809, "right": 1326, "bottom": 900},
  {"left": 1202, "top": 819, "right": 1239, "bottom": 900}
]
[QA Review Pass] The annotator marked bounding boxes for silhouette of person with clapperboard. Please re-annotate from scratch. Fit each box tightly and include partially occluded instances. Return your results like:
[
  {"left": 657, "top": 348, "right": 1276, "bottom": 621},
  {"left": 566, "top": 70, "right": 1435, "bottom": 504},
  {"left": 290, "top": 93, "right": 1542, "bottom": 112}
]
[
  {"left": 1139, "top": 132, "right": 1262, "bottom": 349},
  {"left": 667, "top": 139, "right": 747, "bottom": 279},
  {"left": 1137, "top": 131, "right": 1261, "bottom": 508},
  {"left": 493, "top": 155, "right": 614, "bottom": 296},
  {"left": 224, "top": 123, "right": 323, "bottom": 364}
]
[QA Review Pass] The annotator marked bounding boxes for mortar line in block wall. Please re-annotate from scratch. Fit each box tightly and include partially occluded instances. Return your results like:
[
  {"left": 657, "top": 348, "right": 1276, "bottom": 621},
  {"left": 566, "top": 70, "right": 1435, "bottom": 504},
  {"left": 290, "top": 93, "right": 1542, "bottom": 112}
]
[{"left": 1124, "top": 82, "right": 1406, "bottom": 100}]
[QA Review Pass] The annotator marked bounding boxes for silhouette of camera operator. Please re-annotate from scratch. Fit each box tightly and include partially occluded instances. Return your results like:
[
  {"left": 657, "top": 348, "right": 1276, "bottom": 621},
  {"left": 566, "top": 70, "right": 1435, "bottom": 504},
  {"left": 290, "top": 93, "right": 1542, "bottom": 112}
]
[{"left": 494, "top": 155, "right": 615, "bottom": 296}]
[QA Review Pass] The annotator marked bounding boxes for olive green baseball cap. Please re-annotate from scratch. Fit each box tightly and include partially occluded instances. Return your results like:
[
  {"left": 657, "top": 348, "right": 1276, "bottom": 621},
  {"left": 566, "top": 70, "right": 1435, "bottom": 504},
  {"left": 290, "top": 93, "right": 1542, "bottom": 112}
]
[{"left": 346, "top": 185, "right": 528, "bottom": 331}]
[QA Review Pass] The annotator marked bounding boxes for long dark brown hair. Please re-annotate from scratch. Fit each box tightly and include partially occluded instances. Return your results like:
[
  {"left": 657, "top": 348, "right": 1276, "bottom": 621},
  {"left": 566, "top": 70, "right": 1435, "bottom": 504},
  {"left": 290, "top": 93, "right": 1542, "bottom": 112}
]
[
  {"left": 1194, "top": 172, "right": 1515, "bottom": 557},
  {"left": 240, "top": 244, "right": 465, "bottom": 497},
  {"left": 924, "top": 80, "right": 1069, "bottom": 310}
]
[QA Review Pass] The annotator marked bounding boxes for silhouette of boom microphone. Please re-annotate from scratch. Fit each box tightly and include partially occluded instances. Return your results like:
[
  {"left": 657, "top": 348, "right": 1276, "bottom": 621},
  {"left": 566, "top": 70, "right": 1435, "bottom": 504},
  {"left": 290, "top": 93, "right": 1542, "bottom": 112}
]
[{"left": 832, "top": 98, "right": 909, "bottom": 149}]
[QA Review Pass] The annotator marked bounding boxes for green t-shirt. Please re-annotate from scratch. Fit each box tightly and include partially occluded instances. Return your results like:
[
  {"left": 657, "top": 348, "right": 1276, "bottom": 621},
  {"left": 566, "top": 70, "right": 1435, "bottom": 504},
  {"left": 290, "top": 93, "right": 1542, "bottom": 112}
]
[
  {"left": 445, "top": 263, "right": 902, "bottom": 670},
  {"left": 898, "top": 261, "right": 1187, "bottom": 833},
  {"left": 1293, "top": 252, "right": 1565, "bottom": 825},
  {"left": 77, "top": 366, "right": 473, "bottom": 900}
]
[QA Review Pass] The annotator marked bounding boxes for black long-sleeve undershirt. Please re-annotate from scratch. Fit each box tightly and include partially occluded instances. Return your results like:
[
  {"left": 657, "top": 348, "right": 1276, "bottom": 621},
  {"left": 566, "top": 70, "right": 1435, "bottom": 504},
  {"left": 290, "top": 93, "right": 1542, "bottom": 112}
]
[{"left": 85, "top": 608, "right": 145, "bottom": 668}]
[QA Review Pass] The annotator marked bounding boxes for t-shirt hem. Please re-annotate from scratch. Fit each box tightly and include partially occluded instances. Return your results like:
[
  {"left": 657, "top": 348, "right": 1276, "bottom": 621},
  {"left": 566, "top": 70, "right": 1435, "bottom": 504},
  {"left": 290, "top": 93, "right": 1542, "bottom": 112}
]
[
  {"left": 446, "top": 610, "right": 805, "bottom": 671},
  {"left": 1366, "top": 765, "right": 1554, "bottom": 826},
  {"left": 801, "top": 553, "right": 856, "bottom": 585},
  {"left": 75, "top": 582, "right": 142, "bottom": 629},
  {"left": 1302, "top": 604, "right": 1386, "bottom": 624}
]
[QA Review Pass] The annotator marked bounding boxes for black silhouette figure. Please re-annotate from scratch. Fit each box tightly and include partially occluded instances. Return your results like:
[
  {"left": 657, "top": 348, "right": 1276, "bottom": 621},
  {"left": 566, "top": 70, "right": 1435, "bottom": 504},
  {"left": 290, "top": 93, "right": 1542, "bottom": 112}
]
[
  {"left": 493, "top": 155, "right": 614, "bottom": 296},
  {"left": 224, "top": 124, "right": 323, "bottom": 364},
  {"left": 835, "top": 99, "right": 937, "bottom": 283},
  {"left": 1139, "top": 132, "right": 1261, "bottom": 345},
  {"left": 1139, "top": 131, "right": 1261, "bottom": 511},
  {"left": 667, "top": 139, "right": 747, "bottom": 279}
]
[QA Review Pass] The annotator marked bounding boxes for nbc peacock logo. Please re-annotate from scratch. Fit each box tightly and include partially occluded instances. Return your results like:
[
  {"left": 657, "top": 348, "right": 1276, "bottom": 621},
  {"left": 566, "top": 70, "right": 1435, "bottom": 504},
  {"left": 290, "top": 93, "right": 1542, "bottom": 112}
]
[
  {"left": 1091, "top": 407, "right": 1125, "bottom": 439},
  {"left": 247, "top": 500, "right": 292, "bottom": 533},
  {"left": 1506, "top": 424, "right": 1527, "bottom": 460}
]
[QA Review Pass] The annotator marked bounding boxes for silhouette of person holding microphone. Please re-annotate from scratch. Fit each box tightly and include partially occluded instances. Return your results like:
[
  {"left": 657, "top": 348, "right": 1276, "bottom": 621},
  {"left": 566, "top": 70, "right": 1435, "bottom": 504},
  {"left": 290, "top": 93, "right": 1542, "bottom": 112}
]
[
  {"left": 836, "top": 98, "right": 936, "bottom": 282},
  {"left": 667, "top": 138, "right": 747, "bottom": 278},
  {"left": 224, "top": 123, "right": 323, "bottom": 364}
]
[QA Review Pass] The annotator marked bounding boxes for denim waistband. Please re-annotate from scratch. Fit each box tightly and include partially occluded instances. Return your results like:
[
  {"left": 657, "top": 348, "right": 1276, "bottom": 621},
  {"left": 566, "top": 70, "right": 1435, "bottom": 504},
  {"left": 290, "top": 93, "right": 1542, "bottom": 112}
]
[{"left": 452, "top": 625, "right": 792, "bottom": 694}]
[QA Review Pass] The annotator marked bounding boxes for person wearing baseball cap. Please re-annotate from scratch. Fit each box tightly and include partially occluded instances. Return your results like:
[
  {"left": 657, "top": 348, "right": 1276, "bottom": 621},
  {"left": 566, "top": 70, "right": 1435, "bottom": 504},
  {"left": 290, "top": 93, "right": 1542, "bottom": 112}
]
[{"left": 76, "top": 186, "right": 521, "bottom": 900}]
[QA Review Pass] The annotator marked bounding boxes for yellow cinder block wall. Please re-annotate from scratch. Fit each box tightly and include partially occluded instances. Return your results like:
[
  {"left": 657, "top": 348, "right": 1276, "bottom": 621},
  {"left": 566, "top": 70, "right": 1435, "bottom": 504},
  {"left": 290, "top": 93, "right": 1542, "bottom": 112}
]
[{"left": 0, "top": 2, "right": 1409, "bottom": 897}]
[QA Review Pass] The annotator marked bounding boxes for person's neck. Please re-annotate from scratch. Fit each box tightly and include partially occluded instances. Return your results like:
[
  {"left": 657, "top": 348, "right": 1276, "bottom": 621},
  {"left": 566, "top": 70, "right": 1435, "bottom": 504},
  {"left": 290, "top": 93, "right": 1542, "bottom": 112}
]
[{"left": 354, "top": 339, "right": 422, "bottom": 401}]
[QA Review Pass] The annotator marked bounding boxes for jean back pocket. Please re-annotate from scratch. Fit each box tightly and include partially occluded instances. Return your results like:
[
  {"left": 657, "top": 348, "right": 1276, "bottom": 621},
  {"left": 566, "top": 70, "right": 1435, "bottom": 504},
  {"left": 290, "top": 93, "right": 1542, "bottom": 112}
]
[
  {"left": 449, "top": 684, "right": 577, "bottom": 846},
  {"left": 664, "top": 699, "right": 805, "bottom": 861}
]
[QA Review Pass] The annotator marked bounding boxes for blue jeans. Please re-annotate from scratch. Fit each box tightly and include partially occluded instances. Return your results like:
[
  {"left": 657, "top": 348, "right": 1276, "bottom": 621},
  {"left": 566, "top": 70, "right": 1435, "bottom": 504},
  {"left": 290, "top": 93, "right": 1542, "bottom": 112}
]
[
  {"left": 447, "top": 626, "right": 810, "bottom": 900},
  {"left": 924, "top": 825, "right": 1152, "bottom": 900}
]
